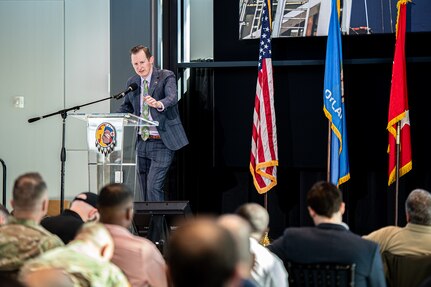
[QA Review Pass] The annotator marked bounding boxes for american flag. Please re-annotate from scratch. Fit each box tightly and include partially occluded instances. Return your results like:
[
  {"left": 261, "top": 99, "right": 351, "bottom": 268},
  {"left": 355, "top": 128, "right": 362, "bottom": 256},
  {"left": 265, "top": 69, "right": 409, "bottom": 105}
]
[{"left": 250, "top": 0, "right": 278, "bottom": 194}]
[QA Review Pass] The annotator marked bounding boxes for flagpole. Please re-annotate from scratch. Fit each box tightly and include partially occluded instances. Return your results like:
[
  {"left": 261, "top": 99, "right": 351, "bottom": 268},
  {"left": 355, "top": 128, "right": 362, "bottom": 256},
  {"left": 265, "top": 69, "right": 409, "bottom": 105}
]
[
  {"left": 395, "top": 122, "right": 401, "bottom": 226},
  {"left": 387, "top": 0, "right": 412, "bottom": 225},
  {"left": 363, "top": 0, "right": 371, "bottom": 34},
  {"left": 250, "top": 0, "right": 278, "bottom": 236},
  {"left": 327, "top": 122, "right": 331, "bottom": 182},
  {"left": 261, "top": 192, "right": 270, "bottom": 246}
]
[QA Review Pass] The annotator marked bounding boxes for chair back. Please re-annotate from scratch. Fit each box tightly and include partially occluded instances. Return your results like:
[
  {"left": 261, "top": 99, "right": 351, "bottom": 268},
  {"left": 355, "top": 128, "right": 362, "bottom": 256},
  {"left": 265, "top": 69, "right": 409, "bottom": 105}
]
[
  {"left": 382, "top": 251, "right": 431, "bottom": 287},
  {"left": 286, "top": 261, "right": 355, "bottom": 287}
]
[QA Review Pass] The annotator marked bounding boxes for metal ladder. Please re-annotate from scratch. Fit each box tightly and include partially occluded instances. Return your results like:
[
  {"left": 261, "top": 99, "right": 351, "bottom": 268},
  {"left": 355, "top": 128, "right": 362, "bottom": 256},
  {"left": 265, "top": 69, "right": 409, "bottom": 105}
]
[{"left": 250, "top": 0, "right": 265, "bottom": 37}]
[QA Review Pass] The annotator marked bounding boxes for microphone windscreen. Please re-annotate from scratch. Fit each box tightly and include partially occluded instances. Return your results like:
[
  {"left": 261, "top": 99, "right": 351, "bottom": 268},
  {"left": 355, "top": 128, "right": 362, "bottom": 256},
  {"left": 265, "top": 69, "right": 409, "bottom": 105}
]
[{"left": 130, "top": 83, "right": 139, "bottom": 91}]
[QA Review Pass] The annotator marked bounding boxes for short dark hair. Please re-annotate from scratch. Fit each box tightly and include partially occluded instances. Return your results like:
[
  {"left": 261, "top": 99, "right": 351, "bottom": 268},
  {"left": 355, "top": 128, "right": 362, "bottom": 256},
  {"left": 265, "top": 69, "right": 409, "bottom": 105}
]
[
  {"left": 307, "top": 181, "right": 342, "bottom": 218},
  {"left": 130, "top": 44, "right": 152, "bottom": 59},
  {"left": 98, "top": 183, "right": 133, "bottom": 208},
  {"left": 405, "top": 189, "right": 431, "bottom": 226},
  {"left": 12, "top": 172, "right": 47, "bottom": 210},
  {"left": 166, "top": 218, "right": 238, "bottom": 287}
]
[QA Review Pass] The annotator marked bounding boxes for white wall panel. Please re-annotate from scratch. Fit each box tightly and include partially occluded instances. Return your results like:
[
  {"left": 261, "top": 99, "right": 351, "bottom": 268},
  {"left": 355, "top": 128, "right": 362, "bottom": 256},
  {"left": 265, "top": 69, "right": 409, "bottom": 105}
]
[
  {"left": 64, "top": 0, "right": 110, "bottom": 198},
  {"left": 0, "top": 0, "right": 110, "bottom": 208},
  {"left": 0, "top": 0, "right": 64, "bottom": 208}
]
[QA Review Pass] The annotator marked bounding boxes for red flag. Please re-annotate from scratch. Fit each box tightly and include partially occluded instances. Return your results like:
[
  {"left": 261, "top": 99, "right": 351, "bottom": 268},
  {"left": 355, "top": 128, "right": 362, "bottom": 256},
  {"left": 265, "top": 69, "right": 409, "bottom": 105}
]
[
  {"left": 387, "top": 0, "right": 412, "bottom": 186},
  {"left": 250, "top": 0, "right": 278, "bottom": 194}
]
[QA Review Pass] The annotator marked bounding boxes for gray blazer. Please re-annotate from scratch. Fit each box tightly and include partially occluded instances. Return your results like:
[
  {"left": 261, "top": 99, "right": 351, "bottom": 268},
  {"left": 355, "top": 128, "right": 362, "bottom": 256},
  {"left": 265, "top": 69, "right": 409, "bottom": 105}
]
[{"left": 117, "top": 67, "right": 188, "bottom": 151}]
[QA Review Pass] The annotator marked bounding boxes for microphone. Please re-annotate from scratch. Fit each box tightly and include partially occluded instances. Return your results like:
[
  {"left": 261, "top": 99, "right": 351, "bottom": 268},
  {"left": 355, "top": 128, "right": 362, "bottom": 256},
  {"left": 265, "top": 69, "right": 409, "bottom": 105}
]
[
  {"left": 28, "top": 116, "right": 42, "bottom": 123},
  {"left": 114, "top": 83, "right": 139, "bottom": 99}
]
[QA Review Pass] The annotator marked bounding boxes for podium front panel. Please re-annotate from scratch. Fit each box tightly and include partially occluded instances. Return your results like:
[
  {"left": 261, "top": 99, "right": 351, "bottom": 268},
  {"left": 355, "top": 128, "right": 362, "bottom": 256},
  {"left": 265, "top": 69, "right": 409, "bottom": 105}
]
[{"left": 86, "top": 117, "right": 140, "bottom": 194}]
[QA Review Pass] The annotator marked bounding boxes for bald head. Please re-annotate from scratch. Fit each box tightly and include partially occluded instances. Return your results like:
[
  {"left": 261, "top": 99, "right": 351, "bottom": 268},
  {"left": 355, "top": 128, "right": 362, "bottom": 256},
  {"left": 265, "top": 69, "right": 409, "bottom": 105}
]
[
  {"left": 406, "top": 189, "right": 431, "bottom": 226},
  {"left": 166, "top": 217, "right": 238, "bottom": 287},
  {"left": 217, "top": 214, "right": 253, "bottom": 279},
  {"left": 98, "top": 183, "right": 134, "bottom": 227},
  {"left": 235, "top": 203, "right": 269, "bottom": 240},
  {"left": 75, "top": 222, "right": 114, "bottom": 261}
]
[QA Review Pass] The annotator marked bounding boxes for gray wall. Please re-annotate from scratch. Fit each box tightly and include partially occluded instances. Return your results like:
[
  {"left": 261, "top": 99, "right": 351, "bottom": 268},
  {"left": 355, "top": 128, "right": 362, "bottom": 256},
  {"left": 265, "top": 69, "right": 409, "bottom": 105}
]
[
  {"left": 0, "top": 0, "right": 110, "bottom": 208},
  {"left": 110, "top": 0, "right": 153, "bottom": 113}
]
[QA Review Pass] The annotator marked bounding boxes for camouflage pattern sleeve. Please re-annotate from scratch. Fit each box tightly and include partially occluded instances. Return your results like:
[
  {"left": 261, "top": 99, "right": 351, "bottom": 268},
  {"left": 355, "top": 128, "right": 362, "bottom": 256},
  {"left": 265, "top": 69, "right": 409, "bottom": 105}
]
[
  {"left": 107, "top": 264, "right": 131, "bottom": 287},
  {"left": 39, "top": 234, "right": 64, "bottom": 252}
]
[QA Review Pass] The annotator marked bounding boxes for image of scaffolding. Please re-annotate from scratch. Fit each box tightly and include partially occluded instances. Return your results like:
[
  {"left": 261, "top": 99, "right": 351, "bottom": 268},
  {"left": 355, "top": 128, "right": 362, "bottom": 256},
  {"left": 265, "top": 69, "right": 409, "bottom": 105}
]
[{"left": 239, "top": 0, "right": 431, "bottom": 39}]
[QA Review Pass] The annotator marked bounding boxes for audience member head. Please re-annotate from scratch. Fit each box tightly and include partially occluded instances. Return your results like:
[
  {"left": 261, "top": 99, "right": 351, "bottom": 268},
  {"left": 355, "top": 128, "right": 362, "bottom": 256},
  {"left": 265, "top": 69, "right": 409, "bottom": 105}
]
[
  {"left": 166, "top": 217, "right": 240, "bottom": 287},
  {"left": 11, "top": 172, "right": 48, "bottom": 222},
  {"left": 74, "top": 222, "right": 114, "bottom": 261},
  {"left": 235, "top": 202, "right": 269, "bottom": 241},
  {"left": 306, "top": 181, "right": 345, "bottom": 224},
  {"left": 405, "top": 189, "right": 431, "bottom": 226},
  {"left": 19, "top": 268, "right": 74, "bottom": 287},
  {"left": 69, "top": 191, "right": 99, "bottom": 222},
  {"left": 217, "top": 214, "right": 253, "bottom": 280},
  {"left": 0, "top": 203, "right": 9, "bottom": 225},
  {"left": 98, "top": 183, "right": 134, "bottom": 228}
]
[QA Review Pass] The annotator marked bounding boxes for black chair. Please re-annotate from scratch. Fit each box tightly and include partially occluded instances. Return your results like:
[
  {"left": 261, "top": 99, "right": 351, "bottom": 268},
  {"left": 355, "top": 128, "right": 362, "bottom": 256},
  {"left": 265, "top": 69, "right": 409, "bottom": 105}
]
[
  {"left": 382, "top": 251, "right": 431, "bottom": 287},
  {"left": 286, "top": 261, "right": 356, "bottom": 287}
]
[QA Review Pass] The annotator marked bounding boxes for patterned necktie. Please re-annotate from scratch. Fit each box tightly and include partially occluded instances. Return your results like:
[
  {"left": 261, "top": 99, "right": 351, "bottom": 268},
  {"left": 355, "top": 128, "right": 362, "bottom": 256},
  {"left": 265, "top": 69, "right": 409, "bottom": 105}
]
[{"left": 140, "top": 80, "right": 150, "bottom": 141}]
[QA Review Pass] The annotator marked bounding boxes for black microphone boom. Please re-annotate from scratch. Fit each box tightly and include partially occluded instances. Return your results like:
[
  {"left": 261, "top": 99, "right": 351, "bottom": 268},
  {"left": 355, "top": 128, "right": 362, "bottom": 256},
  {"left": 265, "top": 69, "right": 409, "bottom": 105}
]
[
  {"left": 114, "top": 83, "right": 139, "bottom": 99},
  {"left": 27, "top": 85, "right": 142, "bottom": 213},
  {"left": 28, "top": 116, "right": 42, "bottom": 123}
]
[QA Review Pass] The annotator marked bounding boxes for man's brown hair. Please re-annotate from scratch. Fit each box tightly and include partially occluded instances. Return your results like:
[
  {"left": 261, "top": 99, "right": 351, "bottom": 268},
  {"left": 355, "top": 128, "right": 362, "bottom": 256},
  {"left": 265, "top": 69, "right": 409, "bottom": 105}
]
[
  {"left": 130, "top": 45, "right": 152, "bottom": 59},
  {"left": 12, "top": 172, "right": 47, "bottom": 210},
  {"left": 307, "top": 181, "right": 342, "bottom": 218}
]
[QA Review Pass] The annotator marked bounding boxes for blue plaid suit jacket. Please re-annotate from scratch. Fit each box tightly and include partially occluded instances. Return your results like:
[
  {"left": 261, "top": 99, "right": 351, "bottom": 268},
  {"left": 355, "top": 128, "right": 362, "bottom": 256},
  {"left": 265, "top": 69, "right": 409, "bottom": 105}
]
[{"left": 117, "top": 67, "right": 188, "bottom": 151}]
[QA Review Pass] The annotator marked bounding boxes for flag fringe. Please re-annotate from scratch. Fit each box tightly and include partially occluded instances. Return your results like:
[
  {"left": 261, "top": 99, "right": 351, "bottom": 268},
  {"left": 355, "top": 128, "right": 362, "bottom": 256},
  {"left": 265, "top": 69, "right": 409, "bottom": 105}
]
[
  {"left": 388, "top": 160, "right": 412, "bottom": 186},
  {"left": 387, "top": 111, "right": 406, "bottom": 137},
  {"left": 323, "top": 107, "right": 333, "bottom": 122},
  {"left": 395, "top": 0, "right": 411, "bottom": 37},
  {"left": 324, "top": 107, "right": 344, "bottom": 155},
  {"left": 338, "top": 173, "right": 350, "bottom": 187},
  {"left": 250, "top": 160, "right": 278, "bottom": 194}
]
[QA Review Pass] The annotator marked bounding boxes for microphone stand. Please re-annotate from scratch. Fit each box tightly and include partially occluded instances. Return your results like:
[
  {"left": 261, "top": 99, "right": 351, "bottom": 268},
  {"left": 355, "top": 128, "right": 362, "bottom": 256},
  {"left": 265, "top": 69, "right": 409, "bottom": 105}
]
[{"left": 28, "top": 94, "right": 123, "bottom": 212}]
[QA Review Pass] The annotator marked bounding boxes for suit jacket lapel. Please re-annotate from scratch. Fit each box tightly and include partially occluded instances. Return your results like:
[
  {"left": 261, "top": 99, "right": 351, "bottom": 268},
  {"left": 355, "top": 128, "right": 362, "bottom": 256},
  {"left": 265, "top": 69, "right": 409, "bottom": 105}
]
[
  {"left": 131, "top": 77, "right": 141, "bottom": 115},
  {"left": 149, "top": 68, "right": 160, "bottom": 98}
]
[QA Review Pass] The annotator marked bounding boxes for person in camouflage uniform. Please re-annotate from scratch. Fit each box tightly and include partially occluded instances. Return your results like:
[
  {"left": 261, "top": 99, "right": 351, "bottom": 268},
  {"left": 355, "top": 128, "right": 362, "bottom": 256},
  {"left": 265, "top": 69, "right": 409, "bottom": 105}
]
[
  {"left": 0, "top": 203, "right": 9, "bottom": 225},
  {"left": 0, "top": 172, "right": 64, "bottom": 275},
  {"left": 19, "top": 222, "right": 130, "bottom": 287}
]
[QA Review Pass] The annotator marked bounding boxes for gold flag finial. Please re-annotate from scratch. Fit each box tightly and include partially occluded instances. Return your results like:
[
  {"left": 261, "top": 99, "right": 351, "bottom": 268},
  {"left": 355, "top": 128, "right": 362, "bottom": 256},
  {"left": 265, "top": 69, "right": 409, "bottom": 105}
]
[{"left": 260, "top": 231, "right": 271, "bottom": 247}]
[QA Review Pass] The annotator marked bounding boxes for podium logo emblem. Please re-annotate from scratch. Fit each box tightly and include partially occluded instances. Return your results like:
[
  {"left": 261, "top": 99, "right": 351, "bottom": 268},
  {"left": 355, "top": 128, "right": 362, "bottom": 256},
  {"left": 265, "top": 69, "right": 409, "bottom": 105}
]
[{"left": 95, "top": 122, "right": 117, "bottom": 156}]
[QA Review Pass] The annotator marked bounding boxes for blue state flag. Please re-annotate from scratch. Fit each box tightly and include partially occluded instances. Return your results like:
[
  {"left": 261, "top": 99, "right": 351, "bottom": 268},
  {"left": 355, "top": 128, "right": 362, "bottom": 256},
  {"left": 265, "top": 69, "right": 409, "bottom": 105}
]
[{"left": 323, "top": 0, "right": 350, "bottom": 186}]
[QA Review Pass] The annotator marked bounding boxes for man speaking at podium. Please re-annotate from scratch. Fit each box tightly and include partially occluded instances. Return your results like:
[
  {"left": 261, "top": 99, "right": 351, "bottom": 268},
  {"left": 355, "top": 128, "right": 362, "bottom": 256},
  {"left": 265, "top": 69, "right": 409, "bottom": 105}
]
[{"left": 117, "top": 45, "right": 188, "bottom": 201}]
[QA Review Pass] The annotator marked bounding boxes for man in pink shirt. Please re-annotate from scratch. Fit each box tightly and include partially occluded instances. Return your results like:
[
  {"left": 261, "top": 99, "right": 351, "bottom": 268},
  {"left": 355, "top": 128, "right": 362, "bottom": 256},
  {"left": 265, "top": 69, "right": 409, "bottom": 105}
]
[{"left": 98, "top": 183, "right": 168, "bottom": 287}]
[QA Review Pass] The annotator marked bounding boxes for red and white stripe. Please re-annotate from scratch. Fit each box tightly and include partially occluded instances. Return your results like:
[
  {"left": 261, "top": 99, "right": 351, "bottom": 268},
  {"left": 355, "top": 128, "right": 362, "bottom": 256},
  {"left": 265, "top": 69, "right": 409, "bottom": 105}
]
[{"left": 250, "top": 58, "right": 278, "bottom": 194}]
